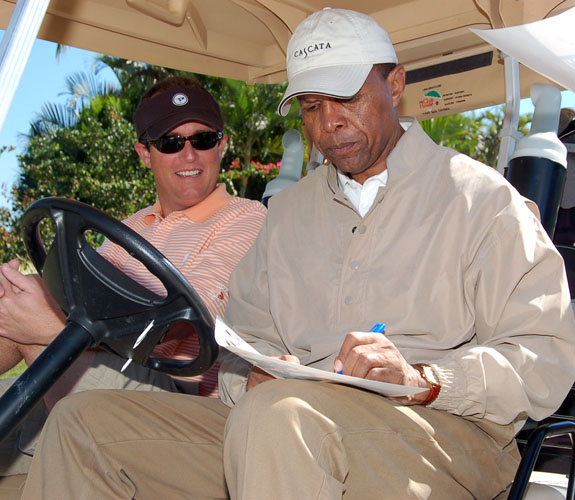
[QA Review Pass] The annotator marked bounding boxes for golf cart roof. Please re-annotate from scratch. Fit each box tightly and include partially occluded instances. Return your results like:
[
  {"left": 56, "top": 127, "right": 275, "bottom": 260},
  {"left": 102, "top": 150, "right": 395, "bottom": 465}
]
[{"left": 0, "top": 0, "right": 573, "bottom": 119}]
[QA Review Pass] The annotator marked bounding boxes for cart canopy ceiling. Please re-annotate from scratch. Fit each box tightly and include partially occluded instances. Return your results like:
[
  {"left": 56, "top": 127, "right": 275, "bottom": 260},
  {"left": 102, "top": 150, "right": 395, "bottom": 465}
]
[{"left": 0, "top": 0, "right": 573, "bottom": 118}]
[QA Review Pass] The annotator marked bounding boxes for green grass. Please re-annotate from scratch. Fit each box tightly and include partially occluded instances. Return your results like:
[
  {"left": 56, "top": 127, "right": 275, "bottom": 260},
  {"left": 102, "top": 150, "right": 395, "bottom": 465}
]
[{"left": 0, "top": 360, "right": 27, "bottom": 379}]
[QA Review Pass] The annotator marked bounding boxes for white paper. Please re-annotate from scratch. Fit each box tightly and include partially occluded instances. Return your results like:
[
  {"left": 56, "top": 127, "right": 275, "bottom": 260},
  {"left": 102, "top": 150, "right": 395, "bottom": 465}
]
[
  {"left": 215, "top": 317, "right": 424, "bottom": 397},
  {"left": 470, "top": 8, "right": 575, "bottom": 91}
]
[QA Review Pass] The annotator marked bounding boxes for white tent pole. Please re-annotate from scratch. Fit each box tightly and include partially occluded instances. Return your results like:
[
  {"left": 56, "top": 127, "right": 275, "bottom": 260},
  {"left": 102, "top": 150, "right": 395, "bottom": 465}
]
[
  {"left": 496, "top": 53, "right": 521, "bottom": 174},
  {"left": 0, "top": 0, "right": 51, "bottom": 134}
]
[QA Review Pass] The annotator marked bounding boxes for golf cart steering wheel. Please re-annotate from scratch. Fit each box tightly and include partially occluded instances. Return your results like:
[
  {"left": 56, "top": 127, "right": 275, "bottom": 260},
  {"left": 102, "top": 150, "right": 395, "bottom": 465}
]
[
  {"left": 0, "top": 197, "right": 218, "bottom": 441},
  {"left": 23, "top": 196, "right": 217, "bottom": 374}
]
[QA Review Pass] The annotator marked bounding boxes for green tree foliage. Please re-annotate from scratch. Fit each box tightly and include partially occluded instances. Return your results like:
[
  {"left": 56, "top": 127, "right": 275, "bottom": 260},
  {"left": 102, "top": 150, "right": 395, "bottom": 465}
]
[
  {"left": 220, "top": 159, "right": 281, "bottom": 201},
  {"left": 474, "top": 108, "right": 532, "bottom": 168},
  {"left": 207, "top": 78, "right": 302, "bottom": 197},
  {"left": 420, "top": 113, "right": 480, "bottom": 157},
  {"left": 89, "top": 58, "right": 304, "bottom": 198},
  {"left": 0, "top": 146, "right": 22, "bottom": 261},
  {"left": 17, "top": 103, "right": 154, "bottom": 217},
  {"left": 2, "top": 98, "right": 155, "bottom": 261},
  {"left": 420, "top": 107, "right": 532, "bottom": 168},
  {"left": 0, "top": 56, "right": 304, "bottom": 261},
  {"left": 95, "top": 56, "right": 177, "bottom": 120},
  {"left": 0, "top": 187, "right": 20, "bottom": 262},
  {"left": 3, "top": 53, "right": 533, "bottom": 265}
]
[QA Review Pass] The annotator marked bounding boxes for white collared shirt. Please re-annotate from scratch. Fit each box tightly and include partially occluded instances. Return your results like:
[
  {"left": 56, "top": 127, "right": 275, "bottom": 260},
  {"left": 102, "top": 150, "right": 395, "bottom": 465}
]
[{"left": 337, "top": 169, "right": 388, "bottom": 217}]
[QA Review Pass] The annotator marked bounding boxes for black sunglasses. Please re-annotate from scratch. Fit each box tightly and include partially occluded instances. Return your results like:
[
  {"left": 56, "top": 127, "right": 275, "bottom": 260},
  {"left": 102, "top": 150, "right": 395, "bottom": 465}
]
[{"left": 145, "top": 131, "right": 223, "bottom": 154}]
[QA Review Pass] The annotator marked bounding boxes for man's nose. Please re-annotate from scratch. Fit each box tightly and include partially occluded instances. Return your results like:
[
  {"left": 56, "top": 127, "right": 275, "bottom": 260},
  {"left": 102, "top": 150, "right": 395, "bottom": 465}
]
[
  {"left": 181, "top": 139, "right": 199, "bottom": 158},
  {"left": 320, "top": 101, "right": 347, "bottom": 132}
]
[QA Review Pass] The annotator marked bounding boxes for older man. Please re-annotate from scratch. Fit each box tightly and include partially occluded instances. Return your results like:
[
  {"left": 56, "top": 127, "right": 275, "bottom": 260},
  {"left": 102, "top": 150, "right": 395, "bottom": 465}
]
[
  {"left": 19, "top": 9, "right": 575, "bottom": 500},
  {"left": 0, "top": 76, "right": 265, "bottom": 495}
]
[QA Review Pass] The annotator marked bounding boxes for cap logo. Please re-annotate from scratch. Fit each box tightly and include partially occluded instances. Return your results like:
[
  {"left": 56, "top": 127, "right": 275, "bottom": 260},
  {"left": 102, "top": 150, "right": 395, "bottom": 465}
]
[
  {"left": 172, "top": 93, "right": 188, "bottom": 106},
  {"left": 293, "top": 41, "right": 332, "bottom": 59}
]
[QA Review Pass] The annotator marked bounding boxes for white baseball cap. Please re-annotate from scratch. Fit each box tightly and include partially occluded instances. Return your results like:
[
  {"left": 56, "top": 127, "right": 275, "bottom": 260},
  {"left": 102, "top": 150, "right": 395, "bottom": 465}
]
[{"left": 278, "top": 8, "right": 398, "bottom": 116}]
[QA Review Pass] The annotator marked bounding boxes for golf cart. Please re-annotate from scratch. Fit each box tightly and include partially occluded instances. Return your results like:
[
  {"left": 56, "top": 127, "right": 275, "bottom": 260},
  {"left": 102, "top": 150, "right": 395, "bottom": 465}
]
[{"left": 0, "top": 1, "right": 574, "bottom": 498}]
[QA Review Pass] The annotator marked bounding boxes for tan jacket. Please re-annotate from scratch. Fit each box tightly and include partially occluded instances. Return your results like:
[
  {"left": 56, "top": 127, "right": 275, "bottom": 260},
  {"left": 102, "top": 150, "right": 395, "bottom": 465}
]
[{"left": 221, "top": 121, "right": 575, "bottom": 427}]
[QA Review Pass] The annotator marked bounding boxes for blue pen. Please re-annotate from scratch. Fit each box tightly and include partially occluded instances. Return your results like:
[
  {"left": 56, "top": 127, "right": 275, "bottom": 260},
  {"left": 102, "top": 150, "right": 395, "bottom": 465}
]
[
  {"left": 369, "top": 323, "right": 386, "bottom": 334},
  {"left": 337, "top": 322, "right": 386, "bottom": 374}
]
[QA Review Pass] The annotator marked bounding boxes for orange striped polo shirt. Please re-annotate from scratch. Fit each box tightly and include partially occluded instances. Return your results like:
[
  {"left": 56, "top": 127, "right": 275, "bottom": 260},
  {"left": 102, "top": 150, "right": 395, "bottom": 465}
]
[{"left": 98, "top": 184, "right": 266, "bottom": 397}]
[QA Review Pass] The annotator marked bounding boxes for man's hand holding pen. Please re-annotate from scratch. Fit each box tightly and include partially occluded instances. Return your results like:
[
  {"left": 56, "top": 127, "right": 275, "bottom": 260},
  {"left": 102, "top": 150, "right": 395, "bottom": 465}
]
[
  {"left": 244, "top": 321, "right": 436, "bottom": 406},
  {"left": 334, "top": 324, "right": 433, "bottom": 406}
]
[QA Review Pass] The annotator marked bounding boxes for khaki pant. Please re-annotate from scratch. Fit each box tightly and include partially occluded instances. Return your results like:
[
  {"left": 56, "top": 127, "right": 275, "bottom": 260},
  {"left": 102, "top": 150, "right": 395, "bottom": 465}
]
[
  {"left": 22, "top": 379, "right": 519, "bottom": 500},
  {"left": 0, "top": 349, "right": 198, "bottom": 498}
]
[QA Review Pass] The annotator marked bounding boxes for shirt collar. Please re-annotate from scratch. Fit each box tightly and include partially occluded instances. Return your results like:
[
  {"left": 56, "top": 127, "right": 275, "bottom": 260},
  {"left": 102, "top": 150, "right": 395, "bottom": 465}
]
[
  {"left": 143, "top": 183, "right": 233, "bottom": 224},
  {"left": 336, "top": 168, "right": 388, "bottom": 191}
]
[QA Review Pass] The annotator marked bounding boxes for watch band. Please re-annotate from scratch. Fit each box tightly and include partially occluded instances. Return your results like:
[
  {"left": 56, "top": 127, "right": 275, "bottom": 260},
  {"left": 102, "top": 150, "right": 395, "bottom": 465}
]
[{"left": 413, "top": 363, "right": 441, "bottom": 406}]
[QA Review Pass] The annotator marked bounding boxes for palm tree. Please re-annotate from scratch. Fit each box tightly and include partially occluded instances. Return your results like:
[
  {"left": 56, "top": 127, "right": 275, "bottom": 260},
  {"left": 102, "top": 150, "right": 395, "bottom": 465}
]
[
  {"left": 94, "top": 56, "right": 177, "bottom": 120},
  {"left": 61, "top": 70, "right": 120, "bottom": 109},
  {"left": 27, "top": 70, "right": 120, "bottom": 136}
]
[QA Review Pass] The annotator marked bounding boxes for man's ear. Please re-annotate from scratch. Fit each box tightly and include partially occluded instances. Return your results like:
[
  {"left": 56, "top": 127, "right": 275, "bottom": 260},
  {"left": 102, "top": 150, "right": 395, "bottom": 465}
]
[
  {"left": 134, "top": 142, "right": 152, "bottom": 169},
  {"left": 388, "top": 65, "right": 406, "bottom": 108}
]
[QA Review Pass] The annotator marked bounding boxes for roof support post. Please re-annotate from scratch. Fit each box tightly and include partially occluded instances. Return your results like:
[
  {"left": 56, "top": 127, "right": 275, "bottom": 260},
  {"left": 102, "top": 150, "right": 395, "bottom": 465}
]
[
  {"left": 496, "top": 52, "right": 521, "bottom": 174},
  {"left": 0, "top": 0, "right": 51, "bottom": 134}
]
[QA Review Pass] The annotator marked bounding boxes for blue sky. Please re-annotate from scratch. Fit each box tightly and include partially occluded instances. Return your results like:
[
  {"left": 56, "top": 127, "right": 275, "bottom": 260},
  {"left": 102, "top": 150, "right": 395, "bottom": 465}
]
[
  {"left": 0, "top": 36, "right": 574, "bottom": 210},
  {"left": 0, "top": 37, "right": 118, "bottom": 207}
]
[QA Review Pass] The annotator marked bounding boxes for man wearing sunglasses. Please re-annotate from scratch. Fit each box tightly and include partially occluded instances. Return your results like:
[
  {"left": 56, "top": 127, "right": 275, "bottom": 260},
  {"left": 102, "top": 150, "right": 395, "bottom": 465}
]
[{"left": 0, "top": 76, "right": 266, "bottom": 494}]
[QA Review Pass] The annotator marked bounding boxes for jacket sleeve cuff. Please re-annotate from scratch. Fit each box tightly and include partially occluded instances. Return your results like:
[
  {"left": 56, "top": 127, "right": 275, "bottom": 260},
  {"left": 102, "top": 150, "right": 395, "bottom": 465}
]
[{"left": 426, "top": 360, "right": 467, "bottom": 412}]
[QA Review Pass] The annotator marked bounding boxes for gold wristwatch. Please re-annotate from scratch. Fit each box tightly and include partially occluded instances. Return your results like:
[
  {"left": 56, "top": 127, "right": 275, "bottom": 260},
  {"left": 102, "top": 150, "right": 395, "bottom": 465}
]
[{"left": 413, "top": 363, "right": 441, "bottom": 406}]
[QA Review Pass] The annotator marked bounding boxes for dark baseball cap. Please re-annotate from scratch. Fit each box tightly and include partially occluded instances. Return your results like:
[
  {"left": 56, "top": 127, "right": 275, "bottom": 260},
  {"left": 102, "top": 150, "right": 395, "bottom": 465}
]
[{"left": 134, "top": 86, "right": 224, "bottom": 141}]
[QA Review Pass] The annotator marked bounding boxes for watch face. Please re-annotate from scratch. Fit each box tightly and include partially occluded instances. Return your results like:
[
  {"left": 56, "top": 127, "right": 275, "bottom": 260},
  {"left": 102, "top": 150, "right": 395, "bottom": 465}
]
[{"left": 422, "top": 365, "right": 440, "bottom": 387}]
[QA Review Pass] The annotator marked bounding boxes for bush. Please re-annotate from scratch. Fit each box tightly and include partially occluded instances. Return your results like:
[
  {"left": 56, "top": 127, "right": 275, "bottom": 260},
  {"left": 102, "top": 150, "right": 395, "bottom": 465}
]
[{"left": 219, "top": 159, "right": 280, "bottom": 201}]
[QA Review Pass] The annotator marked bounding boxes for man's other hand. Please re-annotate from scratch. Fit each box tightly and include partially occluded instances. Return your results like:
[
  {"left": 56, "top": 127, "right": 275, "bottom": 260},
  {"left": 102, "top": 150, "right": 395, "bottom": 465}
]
[
  {"left": 246, "top": 355, "right": 300, "bottom": 391},
  {"left": 0, "top": 260, "right": 66, "bottom": 345}
]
